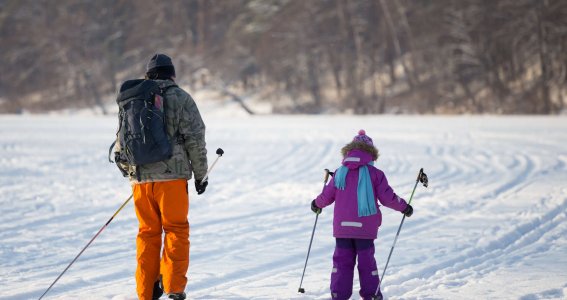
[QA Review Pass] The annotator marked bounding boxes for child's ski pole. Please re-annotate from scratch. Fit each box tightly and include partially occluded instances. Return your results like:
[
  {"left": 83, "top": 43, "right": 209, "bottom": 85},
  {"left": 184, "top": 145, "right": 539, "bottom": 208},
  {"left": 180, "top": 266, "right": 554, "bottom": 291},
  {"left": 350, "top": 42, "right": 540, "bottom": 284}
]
[
  {"left": 298, "top": 169, "right": 332, "bottom": 294},
  {"left": 374, "top": 168, "right": 428, "bottom": 299}
]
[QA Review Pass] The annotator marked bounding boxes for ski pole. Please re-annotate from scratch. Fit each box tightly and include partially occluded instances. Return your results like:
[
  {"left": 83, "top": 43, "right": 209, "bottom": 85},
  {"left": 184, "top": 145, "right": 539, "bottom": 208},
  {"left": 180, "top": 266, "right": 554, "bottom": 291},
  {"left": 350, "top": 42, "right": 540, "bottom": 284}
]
[
  {"left": 374, "top": 168, "right": 428, "bottom": 298},
  {"left": 298, "top": 168, "right": 332, "bottom": 294},
  {"left": 201, "top": 148, "right": 224, "bottom": 183},
  {"left": 38, "top": 193, "right": 133, "bottom": 300},
  {"left": 39, "top": 147, "right": 225, "bottom": 299}
]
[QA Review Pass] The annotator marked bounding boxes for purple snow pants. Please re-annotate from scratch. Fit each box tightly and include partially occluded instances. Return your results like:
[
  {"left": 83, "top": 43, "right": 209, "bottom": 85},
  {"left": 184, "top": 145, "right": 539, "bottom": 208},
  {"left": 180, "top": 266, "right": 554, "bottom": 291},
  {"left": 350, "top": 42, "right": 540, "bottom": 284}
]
[{"left": 331, "top": 238, "right": 382, "bottom": 300}]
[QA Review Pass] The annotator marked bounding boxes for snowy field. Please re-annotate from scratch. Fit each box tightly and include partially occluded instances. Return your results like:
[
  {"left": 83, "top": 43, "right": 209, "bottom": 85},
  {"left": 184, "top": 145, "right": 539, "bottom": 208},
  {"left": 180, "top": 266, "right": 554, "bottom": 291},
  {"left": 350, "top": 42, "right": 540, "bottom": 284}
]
[{"left": 0, "top": 115, "right": 566, "bottom": 300}]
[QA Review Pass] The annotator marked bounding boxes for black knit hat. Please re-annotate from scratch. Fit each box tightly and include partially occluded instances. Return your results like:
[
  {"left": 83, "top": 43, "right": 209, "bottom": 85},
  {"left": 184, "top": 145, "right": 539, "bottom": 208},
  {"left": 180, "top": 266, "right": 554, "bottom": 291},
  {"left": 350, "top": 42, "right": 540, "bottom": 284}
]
[{"left": 146, "top": 53, "right": 176, "bottom": 79}]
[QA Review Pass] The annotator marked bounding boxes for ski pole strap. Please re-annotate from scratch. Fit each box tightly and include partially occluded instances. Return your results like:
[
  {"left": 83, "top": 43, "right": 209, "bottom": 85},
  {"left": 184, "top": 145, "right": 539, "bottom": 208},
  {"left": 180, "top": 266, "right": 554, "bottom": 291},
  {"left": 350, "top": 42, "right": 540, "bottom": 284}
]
[
  {"left": 108, "top": 140, "right": 116, "bottom": 163},
  {"left": 135, "top": 165, "right": 141, "bottom": 182}
]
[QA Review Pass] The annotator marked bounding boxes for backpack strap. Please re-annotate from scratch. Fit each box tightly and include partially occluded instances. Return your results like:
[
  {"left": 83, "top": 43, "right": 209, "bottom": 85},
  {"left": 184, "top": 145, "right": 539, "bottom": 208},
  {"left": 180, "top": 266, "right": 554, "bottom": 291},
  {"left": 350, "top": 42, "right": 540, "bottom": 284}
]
[
  {"left": 161, "top": 84, "right": 178, "bottom": 93},
  {"left": 108, "top": 111, "right": 124, "bottom": 163},
  {"left": 135, "top": 165, "right": 142, "bottom": 182},
  {"left": 159, "top": 84, "right": 184, "bottom": 144}
]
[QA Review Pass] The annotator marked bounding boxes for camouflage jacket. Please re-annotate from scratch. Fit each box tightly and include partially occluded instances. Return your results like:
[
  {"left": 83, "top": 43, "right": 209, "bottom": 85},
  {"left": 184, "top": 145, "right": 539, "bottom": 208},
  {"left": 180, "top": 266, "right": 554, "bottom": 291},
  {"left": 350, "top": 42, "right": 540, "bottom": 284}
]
[{"left": 114, "top": 79, "right": 208, "bottom": 183}]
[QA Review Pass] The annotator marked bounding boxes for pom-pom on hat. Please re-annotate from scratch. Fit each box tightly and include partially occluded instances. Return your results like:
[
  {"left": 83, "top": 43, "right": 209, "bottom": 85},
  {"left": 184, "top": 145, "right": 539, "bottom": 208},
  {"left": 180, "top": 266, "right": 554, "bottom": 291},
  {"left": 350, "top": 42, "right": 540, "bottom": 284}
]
[
  {"left": 353, "top": 129, "right": 373, "bottom": 146},
  {"left": 341, "top": 129, "right": 379, "bottom": 160}
]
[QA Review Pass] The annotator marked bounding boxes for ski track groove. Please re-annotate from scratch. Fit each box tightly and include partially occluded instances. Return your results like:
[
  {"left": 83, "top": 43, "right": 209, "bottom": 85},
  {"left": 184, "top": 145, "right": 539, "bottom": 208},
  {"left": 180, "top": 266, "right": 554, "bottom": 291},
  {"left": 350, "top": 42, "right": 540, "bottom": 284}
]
[
  {"left": 395, "top": 196, "right": 567, "bottom": 296},
  {"left": 383, "top": 140, "right": 566, "bottom": 298}
]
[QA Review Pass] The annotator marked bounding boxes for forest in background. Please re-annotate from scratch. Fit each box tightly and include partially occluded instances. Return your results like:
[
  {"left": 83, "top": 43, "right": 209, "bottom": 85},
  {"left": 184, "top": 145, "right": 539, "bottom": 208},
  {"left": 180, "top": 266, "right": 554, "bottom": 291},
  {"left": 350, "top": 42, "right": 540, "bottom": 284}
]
[{"left": 1, "top": 0, "right": 567, "bottom": 114}]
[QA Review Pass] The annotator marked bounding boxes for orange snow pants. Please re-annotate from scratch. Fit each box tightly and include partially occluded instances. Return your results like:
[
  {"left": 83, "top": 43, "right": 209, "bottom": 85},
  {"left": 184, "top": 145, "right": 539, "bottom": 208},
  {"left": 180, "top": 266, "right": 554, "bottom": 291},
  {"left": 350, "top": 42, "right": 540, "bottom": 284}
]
[{"left": 133, "top": 179, "right": 189, "bottom": 300}]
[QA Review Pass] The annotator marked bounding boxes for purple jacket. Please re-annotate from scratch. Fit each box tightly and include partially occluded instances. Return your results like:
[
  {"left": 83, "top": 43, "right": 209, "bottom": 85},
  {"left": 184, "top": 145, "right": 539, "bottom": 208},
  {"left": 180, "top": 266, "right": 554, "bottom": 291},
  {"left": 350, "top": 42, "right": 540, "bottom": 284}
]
[{"left": 315, "top": 149, "right": 408, "bottom": 239}]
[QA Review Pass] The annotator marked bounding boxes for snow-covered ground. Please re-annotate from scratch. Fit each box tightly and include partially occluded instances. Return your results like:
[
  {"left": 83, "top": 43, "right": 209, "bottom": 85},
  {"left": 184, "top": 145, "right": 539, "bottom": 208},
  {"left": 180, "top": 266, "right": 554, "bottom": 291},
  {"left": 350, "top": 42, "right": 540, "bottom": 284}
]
[{"left": 0, "top": 115, "right": 566, "bottom": 300}]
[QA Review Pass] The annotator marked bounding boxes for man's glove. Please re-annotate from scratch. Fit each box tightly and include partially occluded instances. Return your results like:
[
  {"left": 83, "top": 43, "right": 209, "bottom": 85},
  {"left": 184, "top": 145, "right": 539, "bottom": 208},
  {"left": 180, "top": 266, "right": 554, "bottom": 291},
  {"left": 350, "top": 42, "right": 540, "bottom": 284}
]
[
  {"left": 402, "top": 204, "right": 413, "bottom": 217},
  {"left": 311, "top": 200, "right": 322, "bottom": 214},
  {"left": 195, "top": 179, "right": 208, "bottom": 195}
]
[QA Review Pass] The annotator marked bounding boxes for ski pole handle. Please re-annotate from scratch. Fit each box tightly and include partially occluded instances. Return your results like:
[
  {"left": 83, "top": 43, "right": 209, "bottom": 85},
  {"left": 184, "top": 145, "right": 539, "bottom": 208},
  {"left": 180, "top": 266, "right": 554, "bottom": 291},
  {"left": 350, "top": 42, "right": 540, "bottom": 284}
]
[
  {"left": 323, "top": 168, "right": 330, "bottom": 183},
  {"left": 407, "top": 168, "right": 428, "bottom": 205},
  {"left": 200, "top": 148, "right": 224, "bottom": 184}
]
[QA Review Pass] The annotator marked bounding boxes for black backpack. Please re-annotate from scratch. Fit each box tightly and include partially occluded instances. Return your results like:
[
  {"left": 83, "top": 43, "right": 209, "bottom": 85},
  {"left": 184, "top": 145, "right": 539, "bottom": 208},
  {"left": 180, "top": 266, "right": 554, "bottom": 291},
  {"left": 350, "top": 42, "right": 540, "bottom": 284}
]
[{"left": 109, "top": 79, "right": 176, "bottom": 176}]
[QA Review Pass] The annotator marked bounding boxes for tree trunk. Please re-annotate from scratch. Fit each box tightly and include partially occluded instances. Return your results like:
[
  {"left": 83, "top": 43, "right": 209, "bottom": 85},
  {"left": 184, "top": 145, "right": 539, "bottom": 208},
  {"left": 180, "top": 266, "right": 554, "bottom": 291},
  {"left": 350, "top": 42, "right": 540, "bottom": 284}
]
[
  {"left": 220, "top": 86, "right": 255, "bottom": 115},
  {"left": 306, "top": 52, "right": 322, "bottom": 109},
  {"left": 537, "top": 0, "right": 552, "bottom": 114},
  {"left": 327, "top": 49, "right": 343, "bottom": 99},
  {"left": 197, "top": 0, "right": 209, "bottom": 54},
  {"left": 337, "top": 0, "right": 362, "bottom": 112},
  {"left": 368, "top": 42, "right": 382, "bottom": 114},
  {"left": 83, "top": 71, "right": 108, "bottom": 115},
  {"left": 379, "top": 0, "right": 415, "bottom": 89},
  {"left": 396, "top": 1, "right": 420, "bottom": 85}
]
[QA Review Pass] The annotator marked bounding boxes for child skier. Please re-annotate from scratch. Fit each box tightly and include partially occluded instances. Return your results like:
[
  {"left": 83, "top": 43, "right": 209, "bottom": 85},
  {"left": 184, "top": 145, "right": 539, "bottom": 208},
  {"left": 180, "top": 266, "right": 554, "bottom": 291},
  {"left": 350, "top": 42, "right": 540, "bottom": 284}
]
[{"left": 311, "top": 130, "right": 413, "bottom": 300}]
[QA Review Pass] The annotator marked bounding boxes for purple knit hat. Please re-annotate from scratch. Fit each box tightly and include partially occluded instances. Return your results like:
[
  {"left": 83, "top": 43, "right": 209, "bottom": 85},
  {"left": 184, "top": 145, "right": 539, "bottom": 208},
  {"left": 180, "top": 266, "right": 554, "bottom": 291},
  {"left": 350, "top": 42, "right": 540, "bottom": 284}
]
[
  {"left": 341, "top": 129, "right": 379, "bottom": 160},
  {"left": 353, "top": 129, "right": 373, "bottom": 146}
]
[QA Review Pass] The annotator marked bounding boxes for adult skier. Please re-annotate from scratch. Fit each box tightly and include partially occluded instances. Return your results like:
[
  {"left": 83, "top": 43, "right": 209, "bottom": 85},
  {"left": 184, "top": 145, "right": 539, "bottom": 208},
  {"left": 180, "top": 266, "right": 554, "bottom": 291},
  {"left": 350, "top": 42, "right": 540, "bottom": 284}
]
[{"left": 114, "top": 53, "right": 208, "bottom": 300}]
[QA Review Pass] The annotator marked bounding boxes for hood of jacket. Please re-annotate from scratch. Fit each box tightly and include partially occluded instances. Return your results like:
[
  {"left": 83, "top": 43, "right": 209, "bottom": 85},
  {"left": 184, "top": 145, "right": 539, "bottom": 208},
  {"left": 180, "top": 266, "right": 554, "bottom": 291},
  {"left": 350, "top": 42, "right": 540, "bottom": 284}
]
[
  {"left": 342, "top": 149, "right": 374, "bottom": 170},
  {"left": 341, "top": 140, "right": 379, "bottom": 161}
]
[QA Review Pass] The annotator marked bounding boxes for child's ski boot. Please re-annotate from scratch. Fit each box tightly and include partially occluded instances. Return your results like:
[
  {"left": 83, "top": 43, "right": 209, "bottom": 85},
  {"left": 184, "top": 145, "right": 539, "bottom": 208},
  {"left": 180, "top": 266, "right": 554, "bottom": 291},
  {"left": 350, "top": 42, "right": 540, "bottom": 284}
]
[{"left": 372, "top": 290, "right": 383, "bottom": 300}]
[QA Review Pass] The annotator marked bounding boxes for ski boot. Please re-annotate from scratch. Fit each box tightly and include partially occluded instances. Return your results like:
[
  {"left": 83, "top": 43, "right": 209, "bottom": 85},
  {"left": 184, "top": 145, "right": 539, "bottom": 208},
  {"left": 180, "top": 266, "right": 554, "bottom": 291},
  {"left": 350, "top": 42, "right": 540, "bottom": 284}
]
[
  {"left": 152, "top": 279, "right": 163, "bottom": 300},
  {"left": 371, "top": 290, "right": 383, "bottom": 300},
  {"left": 168, "top": 292, "right": 186, "bottom": 300}
]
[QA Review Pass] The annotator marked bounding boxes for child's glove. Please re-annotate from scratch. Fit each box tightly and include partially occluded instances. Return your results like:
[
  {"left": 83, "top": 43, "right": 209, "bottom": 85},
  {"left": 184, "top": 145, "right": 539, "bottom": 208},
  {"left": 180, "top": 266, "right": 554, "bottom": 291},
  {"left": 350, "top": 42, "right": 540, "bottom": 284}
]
[
  {"left": 311, "top": 200, "right": 322, "bottom": 214},
  {"left": 402, "top": 204, "right": 413, "bottom": 217}
]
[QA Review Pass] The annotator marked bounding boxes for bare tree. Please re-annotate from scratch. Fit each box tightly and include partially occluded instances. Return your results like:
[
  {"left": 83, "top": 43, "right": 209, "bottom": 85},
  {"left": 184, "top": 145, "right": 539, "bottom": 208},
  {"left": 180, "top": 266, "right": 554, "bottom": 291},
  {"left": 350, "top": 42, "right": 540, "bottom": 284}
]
[{"left": 1, "top": 0, "right": 566, "bottom": 114}]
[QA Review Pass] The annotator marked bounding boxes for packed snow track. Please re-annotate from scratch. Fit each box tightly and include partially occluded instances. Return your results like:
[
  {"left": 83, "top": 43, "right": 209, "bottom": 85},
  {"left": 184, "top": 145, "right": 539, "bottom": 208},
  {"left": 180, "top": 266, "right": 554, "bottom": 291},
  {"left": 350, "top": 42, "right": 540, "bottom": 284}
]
[{"left": 0, "top": 115, "right": 566, "bottom": 299}]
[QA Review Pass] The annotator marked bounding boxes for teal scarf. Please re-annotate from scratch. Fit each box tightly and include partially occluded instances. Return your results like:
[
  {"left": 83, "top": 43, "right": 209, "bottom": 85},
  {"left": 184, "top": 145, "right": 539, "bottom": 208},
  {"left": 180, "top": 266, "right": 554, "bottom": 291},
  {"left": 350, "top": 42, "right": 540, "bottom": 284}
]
[{"left": 334, "top": 162, "right": 377, "bottom": 217}]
